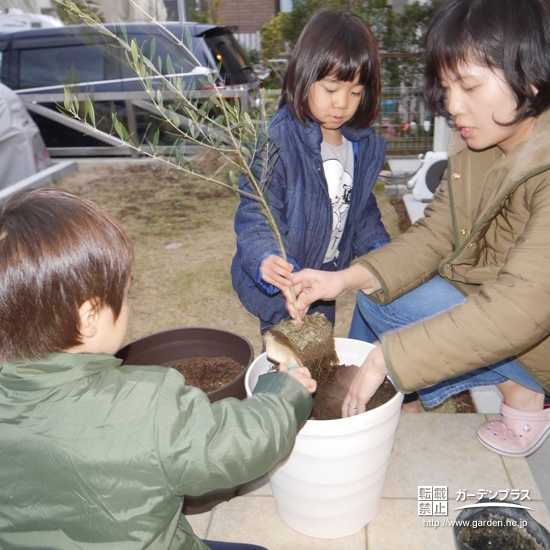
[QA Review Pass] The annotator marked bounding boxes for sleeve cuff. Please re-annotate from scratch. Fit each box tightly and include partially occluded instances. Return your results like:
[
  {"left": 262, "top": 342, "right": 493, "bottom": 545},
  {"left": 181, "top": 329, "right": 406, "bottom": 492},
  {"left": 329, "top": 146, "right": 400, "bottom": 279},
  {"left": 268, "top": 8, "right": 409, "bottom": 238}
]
[
  {"left": 254, "top": 251, "right": 301, "bottom": 296},
  {"left": 253, "top": 371, "right": 312, "bottom": 429}
]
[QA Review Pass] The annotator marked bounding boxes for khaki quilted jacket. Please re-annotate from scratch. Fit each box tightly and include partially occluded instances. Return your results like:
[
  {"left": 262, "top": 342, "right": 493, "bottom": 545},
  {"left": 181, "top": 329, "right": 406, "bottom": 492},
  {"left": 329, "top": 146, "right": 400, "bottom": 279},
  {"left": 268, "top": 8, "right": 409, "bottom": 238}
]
[{"left": 356, "top": 110, "right": 550, "bottom": 394}]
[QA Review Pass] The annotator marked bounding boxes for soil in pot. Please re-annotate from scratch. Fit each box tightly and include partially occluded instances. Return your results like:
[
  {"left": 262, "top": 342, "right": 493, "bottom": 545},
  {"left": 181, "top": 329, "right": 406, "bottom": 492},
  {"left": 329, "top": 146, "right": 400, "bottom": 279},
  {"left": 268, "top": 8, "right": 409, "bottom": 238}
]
[
  {"left": 171, "top": 356, "right": 245, "bottom": 393},
  {"left": 264, "top": 314, "right": 397, "bottom": 420},
  {"left": 458, "top": 511, "right": 539, "bottom": 550},
  {"left": 312, "top": 369, "right": 396, "bottom": 420}
]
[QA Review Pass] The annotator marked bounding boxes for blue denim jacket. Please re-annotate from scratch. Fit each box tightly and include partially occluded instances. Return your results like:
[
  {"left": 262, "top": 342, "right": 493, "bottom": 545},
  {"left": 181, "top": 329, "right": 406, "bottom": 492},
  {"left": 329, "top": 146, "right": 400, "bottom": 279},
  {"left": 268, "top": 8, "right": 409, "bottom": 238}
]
[{"left": 231, "top": 105, "right": 389, "bottom": 324}]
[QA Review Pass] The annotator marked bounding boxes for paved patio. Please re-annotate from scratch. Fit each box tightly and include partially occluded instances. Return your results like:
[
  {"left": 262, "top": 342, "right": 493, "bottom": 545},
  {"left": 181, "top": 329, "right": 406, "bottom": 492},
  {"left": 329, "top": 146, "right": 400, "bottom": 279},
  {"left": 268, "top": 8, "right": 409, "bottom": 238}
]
[{"left": 187, "top": 412, "right": 550, "bottom": 549}]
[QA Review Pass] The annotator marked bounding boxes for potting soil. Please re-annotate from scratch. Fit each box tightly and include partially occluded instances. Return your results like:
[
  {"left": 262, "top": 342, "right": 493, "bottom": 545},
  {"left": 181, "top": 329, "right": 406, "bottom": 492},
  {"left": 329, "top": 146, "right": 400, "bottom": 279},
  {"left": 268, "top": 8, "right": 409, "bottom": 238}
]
[
  {"left": 458, "top": 511, "right": 539, "bottom": 550},
  {"left": 312, "top": 370, "right": 397, "bottom": 420},
  {"left": 172, "top": 357, "right": 244, "bottom": 394},
  {"left": 265, "top": 313, "right": 397, "bottom": 420}
]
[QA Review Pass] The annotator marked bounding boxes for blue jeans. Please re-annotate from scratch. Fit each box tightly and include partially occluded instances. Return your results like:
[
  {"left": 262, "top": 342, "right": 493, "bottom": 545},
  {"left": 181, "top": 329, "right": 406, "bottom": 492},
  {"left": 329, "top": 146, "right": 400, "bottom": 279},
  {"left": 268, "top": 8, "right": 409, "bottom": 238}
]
[{"left": 348, "top": 276, "right": 543, "bottom": 408}]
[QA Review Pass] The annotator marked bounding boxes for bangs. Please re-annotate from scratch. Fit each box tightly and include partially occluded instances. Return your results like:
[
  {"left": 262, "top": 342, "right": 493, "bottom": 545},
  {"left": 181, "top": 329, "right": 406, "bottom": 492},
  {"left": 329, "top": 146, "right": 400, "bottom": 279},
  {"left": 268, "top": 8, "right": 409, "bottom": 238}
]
[
  {"left": 423, "top": 0, "right": 502, "bottom": 116},
  {"left": 319, "top": 31, "right": 378, "bottom": 85},
  {"left": 425, "top": 22, "right": 496, "bottom": 82}
]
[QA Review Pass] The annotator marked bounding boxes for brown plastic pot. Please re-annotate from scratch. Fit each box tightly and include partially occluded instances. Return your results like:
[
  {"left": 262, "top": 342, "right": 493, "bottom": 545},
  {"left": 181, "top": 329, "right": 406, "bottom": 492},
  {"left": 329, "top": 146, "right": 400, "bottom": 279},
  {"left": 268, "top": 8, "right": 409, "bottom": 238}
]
[
  {"left": 116, "top": 327, "right": 254, "bottom": 514},
  {"left": 453, "top": 498, "right": 550, "bottom": 549}
]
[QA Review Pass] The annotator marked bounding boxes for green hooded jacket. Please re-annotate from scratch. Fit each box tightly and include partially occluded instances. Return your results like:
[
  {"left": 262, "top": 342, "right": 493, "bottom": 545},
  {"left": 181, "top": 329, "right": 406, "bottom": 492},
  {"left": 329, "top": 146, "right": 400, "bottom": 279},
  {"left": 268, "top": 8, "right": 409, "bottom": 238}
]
[{"left": 0, "top": 352, "right": 312, "bottom": 549}]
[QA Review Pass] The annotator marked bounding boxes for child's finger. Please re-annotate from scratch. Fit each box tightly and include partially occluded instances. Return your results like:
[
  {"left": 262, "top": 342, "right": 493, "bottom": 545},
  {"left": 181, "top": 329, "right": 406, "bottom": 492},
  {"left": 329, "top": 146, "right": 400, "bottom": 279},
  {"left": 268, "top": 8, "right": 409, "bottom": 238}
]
[
  {"left": 288, "top": 366, "right": 317, "bottom": 392},
  {"left": 280, "top": 363, "right": 317, "bottom": 393},
  {"left": 292, "top": 372, "right": 317, "bottom": 393}
]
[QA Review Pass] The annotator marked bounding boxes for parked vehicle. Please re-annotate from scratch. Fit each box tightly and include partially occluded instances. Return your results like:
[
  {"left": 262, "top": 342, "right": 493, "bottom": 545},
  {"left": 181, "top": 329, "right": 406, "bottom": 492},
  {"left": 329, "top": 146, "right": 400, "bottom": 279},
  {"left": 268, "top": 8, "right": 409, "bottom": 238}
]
[
  {"left": 0, "top": 81, "right": 50, "bottom": 190},
  {"left": 0, "top": 22, "right": 260, "bottom": 155},
  {"left": 0, "top": 12, "right": 64, "bottom": 34}
]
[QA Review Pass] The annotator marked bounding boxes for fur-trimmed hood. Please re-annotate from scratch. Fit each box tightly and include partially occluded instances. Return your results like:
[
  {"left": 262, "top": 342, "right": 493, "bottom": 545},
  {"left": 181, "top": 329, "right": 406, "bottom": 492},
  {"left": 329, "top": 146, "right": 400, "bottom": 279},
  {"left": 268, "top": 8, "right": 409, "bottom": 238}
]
[{"left": 448, "top": 108, "right": 550, "bottom": 184}]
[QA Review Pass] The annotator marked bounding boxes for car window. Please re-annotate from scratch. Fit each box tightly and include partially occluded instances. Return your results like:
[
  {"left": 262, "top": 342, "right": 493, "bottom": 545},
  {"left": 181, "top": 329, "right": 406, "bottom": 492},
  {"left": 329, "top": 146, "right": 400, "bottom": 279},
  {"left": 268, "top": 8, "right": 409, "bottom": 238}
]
[
  {"left": 118, "top": 31, "right": 214, "bottom": 92},
  {"left": 20, "top": 43, "right": 106, "bottom": 90},
  {"left": 122, "top": 32, "right": 200, "bottom": 77}
]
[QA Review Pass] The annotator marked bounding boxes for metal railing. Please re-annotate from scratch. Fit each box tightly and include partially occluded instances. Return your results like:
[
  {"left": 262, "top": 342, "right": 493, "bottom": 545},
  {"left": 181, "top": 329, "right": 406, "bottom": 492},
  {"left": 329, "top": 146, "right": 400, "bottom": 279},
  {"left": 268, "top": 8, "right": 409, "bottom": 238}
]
[
  {"left": 17, "top": 86, "right": 253, "bottom": 158},
  {"left": 17, "top": 84, "right": 433, "bottom": 158}
]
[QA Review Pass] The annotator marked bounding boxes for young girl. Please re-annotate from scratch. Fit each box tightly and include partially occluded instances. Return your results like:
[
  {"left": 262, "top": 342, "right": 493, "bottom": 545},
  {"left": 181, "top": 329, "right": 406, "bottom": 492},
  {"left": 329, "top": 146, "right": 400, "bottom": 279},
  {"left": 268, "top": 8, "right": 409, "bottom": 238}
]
[
  {"left": 231, "top": 9, "right": 389, "bottom": 334},
  {"left": 288, "top": 0, "right": 550, "bottom": 457}
]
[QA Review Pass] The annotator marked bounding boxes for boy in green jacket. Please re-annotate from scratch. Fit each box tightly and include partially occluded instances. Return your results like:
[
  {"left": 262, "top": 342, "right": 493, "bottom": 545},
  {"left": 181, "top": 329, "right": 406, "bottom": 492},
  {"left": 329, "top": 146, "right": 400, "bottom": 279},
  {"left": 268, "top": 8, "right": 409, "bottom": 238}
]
[{"left": 0, "top": 188, "right": 316, "bottom": 550}]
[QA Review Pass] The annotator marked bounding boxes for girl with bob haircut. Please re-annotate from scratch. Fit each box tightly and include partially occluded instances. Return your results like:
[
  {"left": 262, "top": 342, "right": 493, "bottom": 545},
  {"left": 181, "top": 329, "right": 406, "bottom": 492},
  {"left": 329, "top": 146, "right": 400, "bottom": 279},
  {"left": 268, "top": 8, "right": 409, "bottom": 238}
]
[
  {"left": 288, "top": 0, "right": 550, "bottom": 458},
  {"left": 0, "top": 188, "right": 316, "bottom": 549},
  {"left": 231, "top": 9, "right": 389, "bottom": 334}
]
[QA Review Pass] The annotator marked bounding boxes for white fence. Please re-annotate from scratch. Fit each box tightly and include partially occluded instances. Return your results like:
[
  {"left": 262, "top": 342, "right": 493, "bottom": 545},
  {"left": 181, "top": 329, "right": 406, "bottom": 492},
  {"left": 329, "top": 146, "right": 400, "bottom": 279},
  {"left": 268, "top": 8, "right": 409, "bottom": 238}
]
[{"left": 234, "top": 31, "right": 261, "bottom": 52}]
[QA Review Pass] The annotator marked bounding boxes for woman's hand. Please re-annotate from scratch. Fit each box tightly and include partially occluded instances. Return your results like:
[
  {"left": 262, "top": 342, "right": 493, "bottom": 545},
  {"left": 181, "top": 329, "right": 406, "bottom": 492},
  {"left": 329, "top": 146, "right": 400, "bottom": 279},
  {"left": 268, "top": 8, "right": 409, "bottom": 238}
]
[
  {"left": 342, "top": 343, "right": 388, "bottom": 417},
  {"left": 260, "top": 254, "right": 294, "bottom": 290},
  {"left": 287, "top": 264, "right": 380, "bottom": 320},
  {"left": 284, "top": 269, "right": 348, "bottom": 320},
  {"left": 279, "top": 363, "right": 317, "bottom": 394}
]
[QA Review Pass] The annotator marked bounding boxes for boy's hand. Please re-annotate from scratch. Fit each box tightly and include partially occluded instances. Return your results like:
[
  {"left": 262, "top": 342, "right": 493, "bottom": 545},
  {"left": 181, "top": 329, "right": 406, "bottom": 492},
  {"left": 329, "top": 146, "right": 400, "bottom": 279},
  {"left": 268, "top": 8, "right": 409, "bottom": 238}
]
[
  {"left": 278, "top": 363, "right": 317, "bottom": 394},
  {"left": 260, "top": 255, "right": 294, "bottom": 290}
]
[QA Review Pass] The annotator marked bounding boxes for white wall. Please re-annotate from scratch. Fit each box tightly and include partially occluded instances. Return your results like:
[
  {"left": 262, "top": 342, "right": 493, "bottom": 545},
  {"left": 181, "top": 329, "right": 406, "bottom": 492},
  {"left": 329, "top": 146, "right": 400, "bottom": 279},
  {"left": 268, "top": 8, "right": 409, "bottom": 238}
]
[
  {"left": 93, "top": 0, "right": 167, "bottom": 22},
  {"left": 279, "top": 0, "right": 292, "bottom": 12},
  {"left": 0, "top": 0, "right": 54, "bottom": 13}
]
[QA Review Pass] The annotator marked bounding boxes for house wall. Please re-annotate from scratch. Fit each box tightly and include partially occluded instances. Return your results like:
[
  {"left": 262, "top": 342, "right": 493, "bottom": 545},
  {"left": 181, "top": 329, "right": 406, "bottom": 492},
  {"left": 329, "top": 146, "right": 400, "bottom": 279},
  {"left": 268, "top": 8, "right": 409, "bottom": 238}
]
[
  {"left": 216, "top": 0, "right": 276, "bottom": 33},
  {"left": 93, "top": 0, "right": 127, "bottom": 23},
  {"left": 93, "top": 0, "right": 167, "bottom": 23},
  {"left": 92, "top": 0, "right": 277, "bottom": 29},
  {"left": 0, "top": 0, "right": 53, "bottom": 13}
]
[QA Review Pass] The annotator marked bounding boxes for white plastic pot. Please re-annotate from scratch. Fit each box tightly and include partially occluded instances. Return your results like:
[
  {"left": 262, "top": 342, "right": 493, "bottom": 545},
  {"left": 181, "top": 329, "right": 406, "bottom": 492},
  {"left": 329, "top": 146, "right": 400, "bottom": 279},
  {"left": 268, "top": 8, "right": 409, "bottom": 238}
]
[{"left": 245, "top": 338, "right": 403, "bottom": 539}]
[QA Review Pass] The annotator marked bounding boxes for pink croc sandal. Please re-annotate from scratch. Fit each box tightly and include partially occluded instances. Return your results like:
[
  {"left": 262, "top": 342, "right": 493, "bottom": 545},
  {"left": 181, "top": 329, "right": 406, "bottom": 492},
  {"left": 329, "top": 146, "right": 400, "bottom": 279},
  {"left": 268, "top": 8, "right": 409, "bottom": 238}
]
[{"left": 477, "top": 403, "right": 550, "bottom": 457}]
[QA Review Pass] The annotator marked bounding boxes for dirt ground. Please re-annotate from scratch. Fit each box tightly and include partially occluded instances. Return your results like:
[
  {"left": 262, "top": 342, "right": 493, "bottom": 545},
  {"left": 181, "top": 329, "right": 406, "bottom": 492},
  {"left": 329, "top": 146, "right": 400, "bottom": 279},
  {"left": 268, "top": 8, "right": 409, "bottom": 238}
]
[
  {"left": 54, "top": 158, "right": 474, "bottom": 413},
  {"left": 54, "top": 159, "right": 404, "bottom": 355}
]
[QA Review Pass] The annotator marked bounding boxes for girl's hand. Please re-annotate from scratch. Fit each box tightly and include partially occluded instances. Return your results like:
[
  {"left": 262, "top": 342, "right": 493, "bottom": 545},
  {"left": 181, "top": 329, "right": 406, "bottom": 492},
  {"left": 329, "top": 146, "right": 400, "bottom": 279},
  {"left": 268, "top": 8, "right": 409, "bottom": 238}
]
[
  {"left": 260, "top": 255, "right": 294, "bottom": 290},
  {"left": 279, "top": 363, "right": 317, "bottom": 394},
  {"left": 342, "top": 343, "right": 388, "bottom": 417}
]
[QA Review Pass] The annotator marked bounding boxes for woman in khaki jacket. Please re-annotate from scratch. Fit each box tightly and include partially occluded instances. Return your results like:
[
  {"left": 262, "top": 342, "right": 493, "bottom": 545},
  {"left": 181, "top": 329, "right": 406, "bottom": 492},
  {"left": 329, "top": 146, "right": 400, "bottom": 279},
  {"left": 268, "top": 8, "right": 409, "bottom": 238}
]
[{"left": 286, "top": 0, "right": 550, "bottom": 458}]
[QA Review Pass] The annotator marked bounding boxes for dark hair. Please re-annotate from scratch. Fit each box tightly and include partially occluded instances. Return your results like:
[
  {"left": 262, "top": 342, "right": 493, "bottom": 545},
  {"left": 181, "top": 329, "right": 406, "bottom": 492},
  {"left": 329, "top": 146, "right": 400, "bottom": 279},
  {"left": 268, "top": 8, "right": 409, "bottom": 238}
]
[
  {"left": 423, "top": 0, "right": 550, "bottom": 122},
  {"left": 279, "top": 9, "right": 381, "bottom": 129},
  {"left": 0, "top": 188, "right": 134, "bottom": 361}
]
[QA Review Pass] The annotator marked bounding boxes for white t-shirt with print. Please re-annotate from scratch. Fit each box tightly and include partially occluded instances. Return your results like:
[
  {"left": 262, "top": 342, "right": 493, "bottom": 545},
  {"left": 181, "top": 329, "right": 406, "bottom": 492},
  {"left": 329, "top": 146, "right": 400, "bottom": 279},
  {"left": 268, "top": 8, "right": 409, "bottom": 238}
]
[{"left": 320, "top": 137, "right": 354, "bottom": 263}]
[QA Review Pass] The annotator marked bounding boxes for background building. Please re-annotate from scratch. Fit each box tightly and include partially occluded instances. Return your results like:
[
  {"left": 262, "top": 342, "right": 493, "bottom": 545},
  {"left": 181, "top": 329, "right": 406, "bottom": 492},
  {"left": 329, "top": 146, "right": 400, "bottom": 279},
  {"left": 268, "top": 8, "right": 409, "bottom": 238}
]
[
  {"left": 212, "top": 0, "right": 281, "bottom": 33},
  {"left": 0, "top": 0, "right": 55, "bottom": 14}
]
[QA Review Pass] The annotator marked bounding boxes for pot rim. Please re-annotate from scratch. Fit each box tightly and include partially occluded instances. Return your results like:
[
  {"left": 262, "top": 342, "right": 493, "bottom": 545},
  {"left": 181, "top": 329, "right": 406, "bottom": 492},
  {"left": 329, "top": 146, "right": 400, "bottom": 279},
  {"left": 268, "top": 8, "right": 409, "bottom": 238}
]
[
  {"left": 119, "top": 326, "right": 254, "bottom": 354},
  {"left": 116, "top": 326, "right": 255, "bottom": 399},
  {"left": 245, "top": 337, "right": 404, "bottom": 433}
]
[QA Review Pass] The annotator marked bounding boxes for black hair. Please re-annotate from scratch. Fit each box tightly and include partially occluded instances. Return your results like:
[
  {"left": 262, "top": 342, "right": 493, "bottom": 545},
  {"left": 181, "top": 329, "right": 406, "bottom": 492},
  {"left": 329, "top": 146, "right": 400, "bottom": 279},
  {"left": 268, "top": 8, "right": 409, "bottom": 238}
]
[
  {"left": 424, "top": 0, "right": 550, "bottom": 122},
  {"left": 279, "top": 9, "right": 381, "bottom": 129}
]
